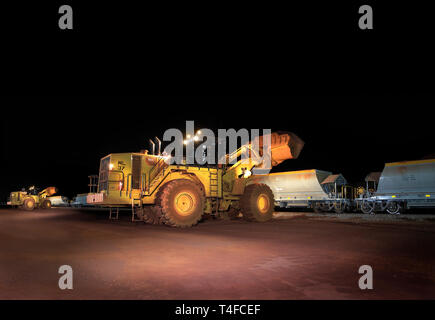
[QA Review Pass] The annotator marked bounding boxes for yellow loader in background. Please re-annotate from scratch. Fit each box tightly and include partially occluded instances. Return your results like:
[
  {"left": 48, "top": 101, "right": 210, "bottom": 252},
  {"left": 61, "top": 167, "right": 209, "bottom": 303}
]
[{"left": 7, "top": 186, "right": 58, "bottom": 211}]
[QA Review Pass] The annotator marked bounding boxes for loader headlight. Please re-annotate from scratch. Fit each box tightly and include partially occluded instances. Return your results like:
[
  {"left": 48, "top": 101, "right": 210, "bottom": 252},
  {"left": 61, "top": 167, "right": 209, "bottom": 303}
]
[
  {"left": 109, "top": 163, "right": 114, "bottom": 170},
  {"left": 243, "top": 169, "right": 252, "bottom": 178}
]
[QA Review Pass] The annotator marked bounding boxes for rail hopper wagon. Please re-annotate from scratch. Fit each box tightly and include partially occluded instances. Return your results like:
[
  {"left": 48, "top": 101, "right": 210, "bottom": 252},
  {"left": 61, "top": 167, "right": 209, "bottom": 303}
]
[
  {"left": 71, "top": 193, "right": 97, "bottom": 207},
  {"left": 47, "top": 196, "right": 70, "bottom": 207},
  {"left": 356, "top": 159, "right": 435, "bottom": 214},
  {"left": 87, "top": 132, "right": 305, "bottom": 227},
  {"left": 249, "top": 169, "right": 354, "bottom": 213}
]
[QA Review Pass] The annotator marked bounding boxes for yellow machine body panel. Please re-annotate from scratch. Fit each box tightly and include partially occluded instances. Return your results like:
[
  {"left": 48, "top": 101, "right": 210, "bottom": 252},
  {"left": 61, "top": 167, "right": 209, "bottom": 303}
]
[
  {"left": 89, "top": 152, "right": 224, "bottom": 207},
  {"left": 9, "top": 192, "right": 39, "bottom": 206}
]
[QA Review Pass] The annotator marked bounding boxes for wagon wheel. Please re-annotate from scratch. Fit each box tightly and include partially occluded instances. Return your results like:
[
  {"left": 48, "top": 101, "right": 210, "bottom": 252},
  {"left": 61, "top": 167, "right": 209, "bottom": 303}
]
[
  {"left": 327, "top": 202, "right": 335, "bottom": 212},
  {"left": 386, "top": 201, "right": 402, "bottom": 215},
  {"left": 361, "top": 200, "right": 375, "bottom": 214},
  {"left": 313, "top": 202, "right": 323, "bottom": 213},
  {"left": 334, "top": 201, "right": 345, "bottom": 214}
]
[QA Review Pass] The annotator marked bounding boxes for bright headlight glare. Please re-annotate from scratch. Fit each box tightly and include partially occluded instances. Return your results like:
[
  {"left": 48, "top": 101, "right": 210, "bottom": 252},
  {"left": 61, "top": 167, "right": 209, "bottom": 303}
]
[{"left": 243, "top": 169, "right": 252, "bottom": 178}]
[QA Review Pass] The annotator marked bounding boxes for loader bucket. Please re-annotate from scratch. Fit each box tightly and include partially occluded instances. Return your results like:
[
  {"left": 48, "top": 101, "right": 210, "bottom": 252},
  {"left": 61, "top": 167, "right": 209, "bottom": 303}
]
[
  {"left": 252, "top": 131, "right": 304, "bottom": 167},
  {"left": 45, "top": 187, "right": 58, "bottom": 197}
]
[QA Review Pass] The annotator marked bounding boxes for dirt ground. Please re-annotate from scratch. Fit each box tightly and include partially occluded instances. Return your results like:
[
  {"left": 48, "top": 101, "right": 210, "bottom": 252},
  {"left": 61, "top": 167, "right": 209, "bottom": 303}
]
[{"left": 1, "top": 207, "right": 434, "bottom": 299}]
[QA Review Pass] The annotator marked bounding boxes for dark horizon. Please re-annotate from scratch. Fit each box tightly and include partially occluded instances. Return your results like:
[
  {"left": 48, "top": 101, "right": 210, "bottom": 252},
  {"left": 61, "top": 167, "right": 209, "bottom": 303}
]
[{"left": 1, "top": 95, "right": 434, "bottom": 199}]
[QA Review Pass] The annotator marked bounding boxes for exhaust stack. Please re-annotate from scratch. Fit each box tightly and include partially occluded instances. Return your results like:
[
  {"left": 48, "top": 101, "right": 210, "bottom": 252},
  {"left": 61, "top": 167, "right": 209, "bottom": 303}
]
[
  {"left": 149, "top": 139, "right": 155, "bottom": 155},
  {"left": 155, "top": 137, "right": 162, "bottom": 156}
]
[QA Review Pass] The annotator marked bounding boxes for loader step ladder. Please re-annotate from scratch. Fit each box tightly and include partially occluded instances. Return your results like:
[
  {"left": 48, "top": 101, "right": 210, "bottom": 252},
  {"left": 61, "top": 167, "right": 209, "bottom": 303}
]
[
  {"left": 109, "top": 207, "right": 119, "bottom": 220},
  {"left": 209, "top": 169, "right": 219, "bottom": 216},
  {"left": 209, "top": 169, "right": 219, "bottom": 197}
]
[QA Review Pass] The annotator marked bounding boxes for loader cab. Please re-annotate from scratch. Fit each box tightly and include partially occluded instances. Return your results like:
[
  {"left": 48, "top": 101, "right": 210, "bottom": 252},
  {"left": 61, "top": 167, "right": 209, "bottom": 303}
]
[
  {"left": 27, "top": 186, "right": 39, "bottom": 195},
  {"left": 98, "top": 152, "right": 168, "bottom": 198},
  {"left": 98, "top": 154, "right": 128, "bottom": 194}
]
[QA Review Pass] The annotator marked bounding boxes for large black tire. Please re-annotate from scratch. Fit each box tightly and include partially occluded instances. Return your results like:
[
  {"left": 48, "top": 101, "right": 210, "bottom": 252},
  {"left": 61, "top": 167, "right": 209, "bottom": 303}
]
[
  {"left": 142, "top": 184, "right": 171, "bottom": 225},
  {"left": 40, "top": 199, "right": 52, "bottom": 209},
  {"left": 219, "top": 207, "right": 240, "bottom": 220},
  {"left": 240, "top": 183, "right": 274, "bottom": 222},
  {"left": 142, "top": 206, "right": 165, "bottom": 225},
  {"left": 135, "top": 206, "right": 145, "bottom": 221},
  {"left": 22, "top": 198, "right": 36, "bottom": 211},
  {"left": 227, "top": 207, "right": 241, "bottom": 219},
  {"left": 157, "top": 179, "right": 205, "bottom": 227}
]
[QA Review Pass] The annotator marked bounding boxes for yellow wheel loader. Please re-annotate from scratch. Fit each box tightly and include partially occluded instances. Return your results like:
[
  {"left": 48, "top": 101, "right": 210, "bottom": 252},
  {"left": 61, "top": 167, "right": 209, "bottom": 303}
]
[
  {"left": 7, "top": 186, "right": 58, "bottom": 211},
  {"left": 87, "top": 132, "right": 304, "bottom": 227}
]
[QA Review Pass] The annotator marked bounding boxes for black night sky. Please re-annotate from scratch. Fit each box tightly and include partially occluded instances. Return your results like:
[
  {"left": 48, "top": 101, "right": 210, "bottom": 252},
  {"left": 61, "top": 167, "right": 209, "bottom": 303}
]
[{"left": 1, "top": 95, "right": 434, "bottom": 200}]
